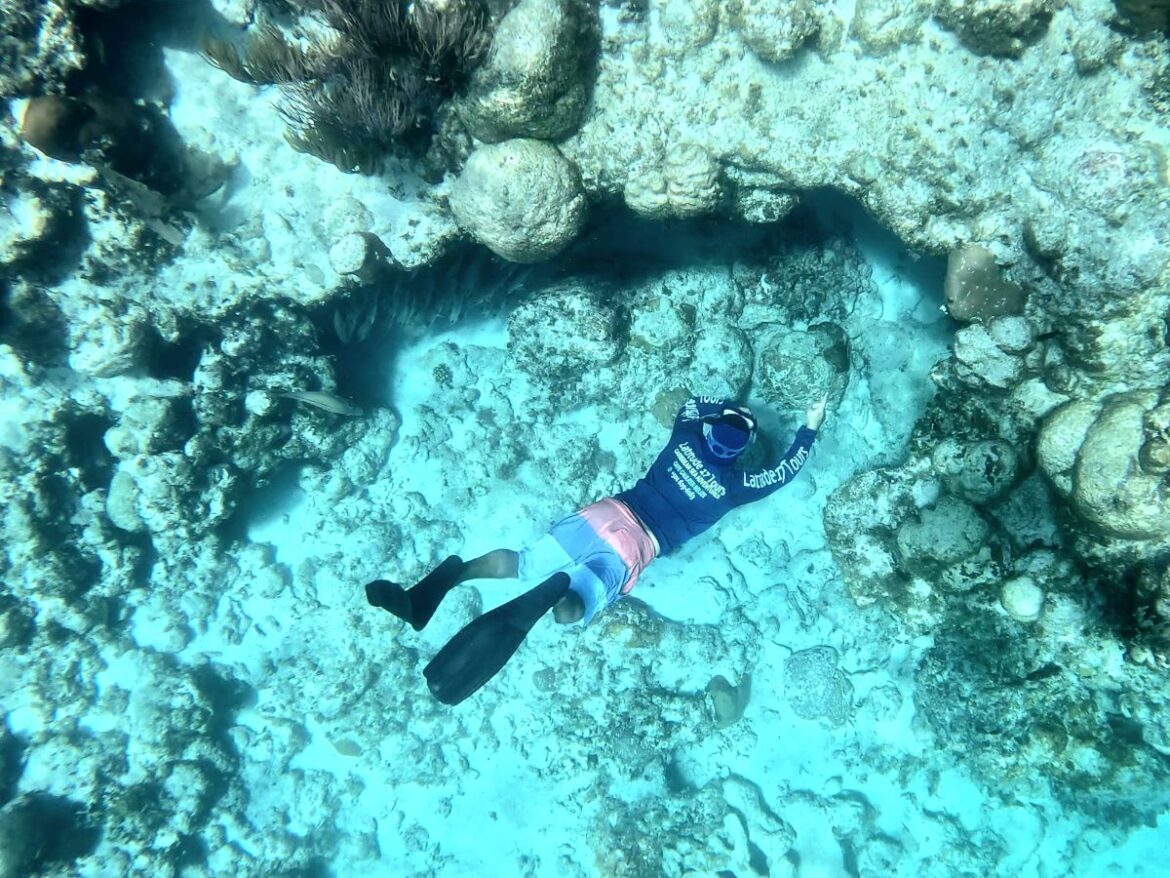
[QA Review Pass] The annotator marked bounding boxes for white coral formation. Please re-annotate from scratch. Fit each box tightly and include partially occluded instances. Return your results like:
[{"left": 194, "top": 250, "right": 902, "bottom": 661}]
[
  {"left": 657, "top": 0, "right": 720, "bottom": 53},
  {"left": 950, "top": 316, "right": 1038, "bottom": 391},
  {"left": 1001, "top": 575, "right": 1045, "bottom": 623},
  {"left": 449, "top": 138, "right": 588, "bottom": 262},
  {"left": 851, "top": 0, "right": 929, "bottom": 51}
]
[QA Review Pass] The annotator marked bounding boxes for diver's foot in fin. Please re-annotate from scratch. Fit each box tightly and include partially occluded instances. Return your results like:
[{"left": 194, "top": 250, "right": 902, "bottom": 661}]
[
  {"left": 423, "top": 572, "right": 571, "bottom": 706},
  {"left": 365, "top": 555, "right": 464, "bottom": 630},
  {"left": 365, "top": 579, "right": 410, "bottom": 614}
]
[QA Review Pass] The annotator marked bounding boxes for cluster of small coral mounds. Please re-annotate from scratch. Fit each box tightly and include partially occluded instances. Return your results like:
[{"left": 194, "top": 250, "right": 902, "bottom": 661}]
[{"left": 1, "top": 0, "right": 1170, "bottom": 873}]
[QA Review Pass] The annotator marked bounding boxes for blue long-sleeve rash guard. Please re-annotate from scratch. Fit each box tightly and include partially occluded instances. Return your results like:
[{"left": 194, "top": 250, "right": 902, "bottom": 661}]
[{"left": 615, "top": 395, "right": 817, "bottom": 556}]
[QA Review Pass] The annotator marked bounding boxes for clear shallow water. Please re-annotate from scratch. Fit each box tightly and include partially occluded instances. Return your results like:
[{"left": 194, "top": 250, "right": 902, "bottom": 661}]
[{"left": 3, "top": 2, "right": 1170, "bottom": 876}]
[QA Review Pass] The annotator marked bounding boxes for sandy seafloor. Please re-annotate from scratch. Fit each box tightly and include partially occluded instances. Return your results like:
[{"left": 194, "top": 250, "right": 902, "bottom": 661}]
[{"left": 7, "top": 28, "right": 1170, "bottom": 878}]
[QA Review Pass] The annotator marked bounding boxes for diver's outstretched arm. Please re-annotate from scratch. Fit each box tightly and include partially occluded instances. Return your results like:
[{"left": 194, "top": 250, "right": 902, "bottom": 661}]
[{"left": 423, "top": 572, "right": 570, "bottom": 705}]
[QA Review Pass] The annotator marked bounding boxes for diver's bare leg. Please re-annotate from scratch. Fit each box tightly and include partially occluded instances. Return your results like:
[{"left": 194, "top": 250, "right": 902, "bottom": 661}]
[{"left": 460, "top": 549, "right": 519, "bottom": 582}]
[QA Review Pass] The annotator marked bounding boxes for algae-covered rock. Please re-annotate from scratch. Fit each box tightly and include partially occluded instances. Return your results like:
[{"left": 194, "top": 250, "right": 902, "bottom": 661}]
[
  {"left": 934, "top": 0, "right": 1056, "bottom": 56},
  {"left": 784, "top": 646, "right": 853, "bottom": 727},
  {"left": 0, "top": 797, "right": 43, "bottom": 878},
  {"left": 895, "top": 495, "right": 991, "bottom": 579},
  {"left": 0, "top": 0, "right": 85, "bottom": 96},
  {"left": 931, "top": 437, "right": 1021, "bottom": 504},
  {"left": 951, "top": 319, "right": 1034, "bottom": 392},
  {"left": 730, "top": 0, "right": 820, "bottom": 63},
  {"left": 507, "top": 282, "right": 623, "bottom": 383},
  {"left": 824, "top": 464, "right": 928, "bottom": 610},
  {"left": 449, "top": 139, "right": 587, "bottom": 262},
  {"left": 916, "top": 612, "right": 1170, "bottom": 823},
  {"left": 458, "top": 0, "right": 599, "bottom": 142}
]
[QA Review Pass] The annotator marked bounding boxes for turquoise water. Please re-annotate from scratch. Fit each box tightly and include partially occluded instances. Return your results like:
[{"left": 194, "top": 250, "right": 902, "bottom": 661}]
[{"left": 2, "top": 1, "right": 1170, "bottom": 876}]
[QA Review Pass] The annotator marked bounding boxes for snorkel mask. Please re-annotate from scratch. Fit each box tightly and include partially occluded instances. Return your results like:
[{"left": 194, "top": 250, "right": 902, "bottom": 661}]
[{"left": 703, "top": 408, "right": 757, "bottom": 460}]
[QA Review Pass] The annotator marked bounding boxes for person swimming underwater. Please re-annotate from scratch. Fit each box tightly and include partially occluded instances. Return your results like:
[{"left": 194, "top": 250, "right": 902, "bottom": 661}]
[{"left": 366, "top": 394, "right": 827, "bottom": 706}]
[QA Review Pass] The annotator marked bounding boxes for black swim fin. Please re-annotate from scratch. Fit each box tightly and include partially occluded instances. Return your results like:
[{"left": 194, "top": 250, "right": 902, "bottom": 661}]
[
  {"left": 423, "top": 572, "right": 571, "bottom": 706},
  {"left": 365, "top": 555, "right": 464, "bottom": 631}
]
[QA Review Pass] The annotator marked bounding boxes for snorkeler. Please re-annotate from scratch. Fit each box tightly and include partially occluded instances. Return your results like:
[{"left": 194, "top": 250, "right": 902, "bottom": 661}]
[{"left": 366, "top": 394, "right": 827, "bottom": 705}]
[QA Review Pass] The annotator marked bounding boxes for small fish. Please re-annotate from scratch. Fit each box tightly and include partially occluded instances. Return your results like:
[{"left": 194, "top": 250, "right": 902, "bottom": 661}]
[{"left": 277, "top": 390, "right": 363, "bottom": 417}]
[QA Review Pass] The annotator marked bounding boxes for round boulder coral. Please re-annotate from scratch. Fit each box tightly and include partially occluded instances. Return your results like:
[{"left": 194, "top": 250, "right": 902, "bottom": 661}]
[
  {"left": 931, "top": 437, "right": 1021, "bottom": 504},
  {"left": 732, "top": 0, "right": 821, "bottom": 63},
  {"left": 1039, "top": 391, "right": 1170, "bottom": 544},
  {"left": 1001, "top": 575, "right": 1044, "bottom": 623},
  {"left": 752, "top": 323, "right": 849, "bottom": 409},
  {"left": 458, "top": 0, "right": 598, "bottom": 143},
  {"left": 449, "top": 139, "right": 587, "bottom": 262}
]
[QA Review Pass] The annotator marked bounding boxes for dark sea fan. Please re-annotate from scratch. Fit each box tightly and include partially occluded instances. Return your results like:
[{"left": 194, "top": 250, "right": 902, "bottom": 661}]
[{"left": 202, "top": 0, "right": 492, "bottom": 172}]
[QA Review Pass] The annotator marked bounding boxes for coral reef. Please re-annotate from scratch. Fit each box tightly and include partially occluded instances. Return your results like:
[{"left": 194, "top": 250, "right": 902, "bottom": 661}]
[
  {"left": 2, "top": 0, "right": 1170, "bottom": 872},
  {"left": 1037, "top": 389, "right": 1170, "bottom": 564},
  {"left": 507, "top": 280, "right": 624, "bottom": 386},
  {"left": 784, "top": 645, "right": 854, "bottom": 727}
]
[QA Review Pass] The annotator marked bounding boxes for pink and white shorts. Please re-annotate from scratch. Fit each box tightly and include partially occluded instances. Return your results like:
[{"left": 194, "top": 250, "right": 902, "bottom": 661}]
[{"left": 518, "top": 498, "right": 658, "bottom": 625}]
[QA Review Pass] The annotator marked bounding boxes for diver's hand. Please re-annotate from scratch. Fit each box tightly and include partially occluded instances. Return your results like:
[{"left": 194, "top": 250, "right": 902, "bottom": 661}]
[{"left": 805, "top": 396, "right": 827, "bottom": 430}]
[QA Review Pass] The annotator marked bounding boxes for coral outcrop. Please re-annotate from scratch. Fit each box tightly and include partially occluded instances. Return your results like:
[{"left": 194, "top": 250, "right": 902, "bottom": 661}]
[
  {"left": 1037, "top": 389, "right": 1170, "bottom": 564},
  {"left": 933, "top": 0, "right": 1057, "bottom": 56},
  {"left": 449, "top": 138, "right": 588, "bottom": 262},
  {"left": 457, "top": 0, "right": 599, "bottom": 142},
  {"left": 730, "top": 0, "right": 823, "bottom": 64}
]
